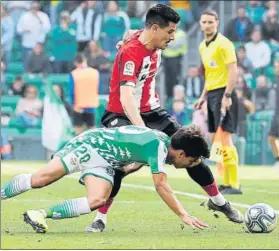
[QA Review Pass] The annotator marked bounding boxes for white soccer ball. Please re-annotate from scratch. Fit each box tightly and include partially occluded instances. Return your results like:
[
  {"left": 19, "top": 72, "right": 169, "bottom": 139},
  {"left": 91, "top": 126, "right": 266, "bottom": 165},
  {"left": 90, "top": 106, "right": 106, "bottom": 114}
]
[{"left": 244, "top": 203, "right": 277, "bottom": 233}]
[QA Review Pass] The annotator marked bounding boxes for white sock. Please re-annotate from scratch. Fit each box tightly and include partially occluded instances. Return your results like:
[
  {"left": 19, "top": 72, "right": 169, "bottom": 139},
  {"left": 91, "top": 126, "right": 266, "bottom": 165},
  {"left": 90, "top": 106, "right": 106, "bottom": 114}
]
[
  {"left": 19, "top": 174, "right": 32, "bottom": 190},
  {"left": 76, "top": 197, "right": 91, "bottom": 215},
  {"left": 94, "top": 211, "right": 107, "bottom": 225},
  {"left": 211, "top": 192, "right": 226, "bottom": 206},
  {"left": 43, "top": 197, "right": 91, "bottom": 219},
  {"left": 1, "top": 174, "right": 32, "bottom": 199}
]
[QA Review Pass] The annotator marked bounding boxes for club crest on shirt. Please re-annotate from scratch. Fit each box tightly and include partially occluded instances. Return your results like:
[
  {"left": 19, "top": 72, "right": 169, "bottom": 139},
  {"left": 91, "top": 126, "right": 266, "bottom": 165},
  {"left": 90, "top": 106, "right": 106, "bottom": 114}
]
[
  {"left": 209, "top": 60, "right": 217, "bottom": 68},
  {"left": 123, "top": 61, "right": 135, "bottom": 76}
]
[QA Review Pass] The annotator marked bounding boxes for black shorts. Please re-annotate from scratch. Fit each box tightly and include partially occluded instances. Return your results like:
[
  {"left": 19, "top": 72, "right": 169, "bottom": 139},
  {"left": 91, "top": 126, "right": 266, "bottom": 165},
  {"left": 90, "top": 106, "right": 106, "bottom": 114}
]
[
  {"left": 207, "top": 88, "right": 238, "bottom": 133},
  {"left": 101, "top": 107, "right": 181, "bottom": 137},
  {"left": 269, "top": 114, "right": 279, "bottom": 138},
  {"left": 73, "top": 111, "right": 95, "bottom": 127}
]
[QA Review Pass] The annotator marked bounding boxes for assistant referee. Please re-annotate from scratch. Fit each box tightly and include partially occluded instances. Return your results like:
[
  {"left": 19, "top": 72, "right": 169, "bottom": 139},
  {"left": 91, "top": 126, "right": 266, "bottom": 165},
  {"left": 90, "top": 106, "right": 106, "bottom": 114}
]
[{"left": 194, "top": 9, "right": 241, "bottom": 194}]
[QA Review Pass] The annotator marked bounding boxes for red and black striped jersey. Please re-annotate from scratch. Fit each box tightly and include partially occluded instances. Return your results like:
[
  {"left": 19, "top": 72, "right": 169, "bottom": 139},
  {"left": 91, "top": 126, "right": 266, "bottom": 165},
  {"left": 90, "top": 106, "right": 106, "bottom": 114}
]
[{"left": 107, "top": 31, "right": 161, "bottom": 113}]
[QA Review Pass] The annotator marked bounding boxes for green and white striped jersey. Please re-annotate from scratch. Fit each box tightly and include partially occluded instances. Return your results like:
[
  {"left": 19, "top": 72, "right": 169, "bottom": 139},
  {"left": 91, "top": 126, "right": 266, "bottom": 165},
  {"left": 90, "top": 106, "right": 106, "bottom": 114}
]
[{"left": 65, "top": 126, "right": 170, "bottom": 174}]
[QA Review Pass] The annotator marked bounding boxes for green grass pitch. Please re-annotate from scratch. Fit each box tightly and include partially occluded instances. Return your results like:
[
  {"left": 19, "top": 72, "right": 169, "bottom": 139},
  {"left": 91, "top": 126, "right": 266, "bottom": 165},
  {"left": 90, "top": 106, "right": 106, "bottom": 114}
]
[{"left": 1, "top": 161, "right": 279, "bottom": 249}]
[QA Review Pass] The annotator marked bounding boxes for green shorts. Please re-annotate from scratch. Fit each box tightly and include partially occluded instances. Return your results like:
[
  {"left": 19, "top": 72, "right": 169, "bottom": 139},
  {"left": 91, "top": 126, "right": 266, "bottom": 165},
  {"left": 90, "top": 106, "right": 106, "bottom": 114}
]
[{"left": 55, "top": 140, "right": 115, "bottom": 185}]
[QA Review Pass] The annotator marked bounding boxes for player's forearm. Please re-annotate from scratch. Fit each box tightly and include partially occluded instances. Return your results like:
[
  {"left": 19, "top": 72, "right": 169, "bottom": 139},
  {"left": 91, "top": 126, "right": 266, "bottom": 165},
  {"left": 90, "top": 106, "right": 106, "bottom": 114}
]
[
  {"left": 120, "top": 94, "right": 145, "bottom": 127},
  {"left": 225, "top": 63, "right": 237, "bottom": 94},
  {"left": 200, "top": 85, "right": 208, "bottom": 100},
  {"left": 155, "top": 182, "right": 188, "bottom": 218}
]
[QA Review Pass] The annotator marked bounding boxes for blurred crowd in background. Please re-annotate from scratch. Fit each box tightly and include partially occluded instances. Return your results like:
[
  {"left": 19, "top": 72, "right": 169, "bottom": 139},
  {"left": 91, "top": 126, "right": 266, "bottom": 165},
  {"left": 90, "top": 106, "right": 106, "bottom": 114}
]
[{"left": 1, "top": 1, "right": 278, "bottom": 163}]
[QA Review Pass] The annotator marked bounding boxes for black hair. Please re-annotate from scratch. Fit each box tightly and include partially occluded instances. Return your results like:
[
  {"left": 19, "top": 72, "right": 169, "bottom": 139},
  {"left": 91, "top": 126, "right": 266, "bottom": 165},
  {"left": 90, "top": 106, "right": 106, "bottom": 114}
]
[
  {"left": 74, "top": 53, "right": 86, "bottom": 63},
  {"left": 23, "top": 84, "right": 37, "bottom": 98},
  {"left": 201, "top": 9, "right": 219, "bottom": 20},
  {"left": 171, "top": 125, "right": 210, "bottom": 158},
  {"left": 145, "top": 4, "right": 180, "bottom": 28},
  {"left": 237, "top": 45, "right": 246, "bottom": 51},
  {"left": 15, "top": 75, "right": 23, "bottom": 81}
]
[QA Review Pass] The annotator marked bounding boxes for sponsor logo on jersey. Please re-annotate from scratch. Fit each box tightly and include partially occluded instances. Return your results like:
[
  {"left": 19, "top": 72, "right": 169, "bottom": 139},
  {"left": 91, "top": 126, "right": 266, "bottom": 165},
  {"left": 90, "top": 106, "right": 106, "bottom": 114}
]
[
  {"left": 209, "top": 60, "right": 217, "bottom": 67},
  {"left": 111, "top": 119, "right": 118, "bottom": 126},
  {"left": 123, "top": 61, "right": 135, "bottom": 76}
]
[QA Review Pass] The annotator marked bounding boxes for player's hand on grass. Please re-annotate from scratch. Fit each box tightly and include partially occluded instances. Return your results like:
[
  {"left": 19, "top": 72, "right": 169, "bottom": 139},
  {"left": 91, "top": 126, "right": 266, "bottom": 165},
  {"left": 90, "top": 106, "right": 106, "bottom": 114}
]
[
  {"left": 193, "top": 97, "right": 206, "bottom": 110},
  {"left": 181, "top": 214, "right": 208, "bottom": 230}
]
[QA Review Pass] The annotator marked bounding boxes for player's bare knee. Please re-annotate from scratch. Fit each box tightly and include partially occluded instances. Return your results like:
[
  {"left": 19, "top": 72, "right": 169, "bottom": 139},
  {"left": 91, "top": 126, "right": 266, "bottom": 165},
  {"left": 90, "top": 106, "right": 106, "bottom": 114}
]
[{"left": 87, "top": 196, "right": 107, "bottom": 209}]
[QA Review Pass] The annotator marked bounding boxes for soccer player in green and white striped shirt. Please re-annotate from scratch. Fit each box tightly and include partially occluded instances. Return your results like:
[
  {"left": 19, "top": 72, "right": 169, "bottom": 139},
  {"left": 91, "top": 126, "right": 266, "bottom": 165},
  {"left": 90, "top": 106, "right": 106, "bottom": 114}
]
[{"left": 2, "top": 125, "right": 211, "bottom": 233}]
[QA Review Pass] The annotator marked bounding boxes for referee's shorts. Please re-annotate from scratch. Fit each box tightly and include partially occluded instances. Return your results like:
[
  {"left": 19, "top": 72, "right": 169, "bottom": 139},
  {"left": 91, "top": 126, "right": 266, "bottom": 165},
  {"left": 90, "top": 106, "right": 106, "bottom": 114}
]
[{"left": 207, "top": 87, "right": 238, "bottom": 133}]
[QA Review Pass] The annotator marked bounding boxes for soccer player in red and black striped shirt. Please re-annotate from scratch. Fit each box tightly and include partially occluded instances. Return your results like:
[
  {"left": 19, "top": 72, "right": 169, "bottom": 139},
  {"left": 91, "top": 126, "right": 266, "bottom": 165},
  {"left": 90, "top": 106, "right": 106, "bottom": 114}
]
[{"left": 86, "top": 4, "right": 243, "bottom": 232}]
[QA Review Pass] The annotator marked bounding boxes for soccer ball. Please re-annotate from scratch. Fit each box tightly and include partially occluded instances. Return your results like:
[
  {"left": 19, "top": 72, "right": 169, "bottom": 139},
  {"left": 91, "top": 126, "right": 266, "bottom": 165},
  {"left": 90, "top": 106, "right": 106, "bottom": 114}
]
[{"left": 244, "top": 203, "right": 277, "bottom": 233}]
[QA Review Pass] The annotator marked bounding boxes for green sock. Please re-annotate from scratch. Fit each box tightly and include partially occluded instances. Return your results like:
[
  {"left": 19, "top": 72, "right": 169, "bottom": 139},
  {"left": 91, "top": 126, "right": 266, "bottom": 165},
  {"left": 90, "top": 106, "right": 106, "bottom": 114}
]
[
  {"left": 1, "top": 174, "right": 32, "bottom": 199},
  {"left": 45, "top": 197, "right": 91, "bottom": 219}
]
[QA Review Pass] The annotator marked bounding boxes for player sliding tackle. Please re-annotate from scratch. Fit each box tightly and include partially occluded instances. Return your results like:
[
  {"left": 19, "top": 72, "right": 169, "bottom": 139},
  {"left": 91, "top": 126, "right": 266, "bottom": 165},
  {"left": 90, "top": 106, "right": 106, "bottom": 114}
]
[{"left": 1, "top": 125, "right": 213, "bottom": 233}]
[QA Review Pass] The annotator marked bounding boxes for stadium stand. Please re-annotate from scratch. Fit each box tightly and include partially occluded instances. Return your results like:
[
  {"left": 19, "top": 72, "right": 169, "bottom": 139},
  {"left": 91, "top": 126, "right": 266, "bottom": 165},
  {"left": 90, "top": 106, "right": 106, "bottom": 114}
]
[{"left": 1, "top": 0, "right": 278, "bottom": 164}]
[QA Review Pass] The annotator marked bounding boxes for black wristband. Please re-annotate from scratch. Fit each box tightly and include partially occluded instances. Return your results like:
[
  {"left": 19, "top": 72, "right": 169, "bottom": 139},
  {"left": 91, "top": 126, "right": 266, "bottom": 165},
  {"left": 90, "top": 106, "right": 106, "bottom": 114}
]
[{"left": 224, "top": 93, "right": 232, "bottom": 98}]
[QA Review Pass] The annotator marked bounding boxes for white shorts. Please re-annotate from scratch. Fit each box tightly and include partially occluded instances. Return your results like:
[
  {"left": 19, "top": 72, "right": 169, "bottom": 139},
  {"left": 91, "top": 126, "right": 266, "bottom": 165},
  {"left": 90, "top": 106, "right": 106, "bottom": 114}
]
[{"left": 55, "top": 142, "right": 115, "bottom": 185}]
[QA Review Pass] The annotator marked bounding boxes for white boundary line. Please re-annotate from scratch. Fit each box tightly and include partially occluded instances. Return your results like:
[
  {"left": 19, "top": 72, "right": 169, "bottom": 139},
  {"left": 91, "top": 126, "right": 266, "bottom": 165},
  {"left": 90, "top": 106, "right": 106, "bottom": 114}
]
[
  {"left": 69, "top": 175, "right": 279, "bottom": 215},
  {"left": 2, "top": 166, "right": 279, "bottom": 215},
  {"left": 121, "top": 183, "right": 279, "bottom": 215}
]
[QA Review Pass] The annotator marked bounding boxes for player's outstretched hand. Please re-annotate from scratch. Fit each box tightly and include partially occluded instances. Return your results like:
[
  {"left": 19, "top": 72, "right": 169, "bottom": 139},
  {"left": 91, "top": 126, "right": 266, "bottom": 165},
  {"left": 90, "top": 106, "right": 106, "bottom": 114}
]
[{"left": 181, "top": 214, "right": 208, "bottom": 230}]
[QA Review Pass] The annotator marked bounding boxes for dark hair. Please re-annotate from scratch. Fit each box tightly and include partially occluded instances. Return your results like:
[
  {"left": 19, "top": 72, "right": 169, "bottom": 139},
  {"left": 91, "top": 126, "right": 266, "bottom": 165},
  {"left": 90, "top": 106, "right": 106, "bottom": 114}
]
[
  {"left": 15, "top": 75, "right": 23, "bottom": 81},
  {"left": 237, "top": 45, "right": 246, "bottom": 52},
  {"left": 74, "top": 53, "right": 86, "bottom": 63},
  {"left": 171, "top": 125, "right": 210, "bottom": 158},
  {"left": 201, "top": 9, "right": 219, "bottom": 20},
  {"left": 145, "top": 4, "right": 180, "bottom": 28}
]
